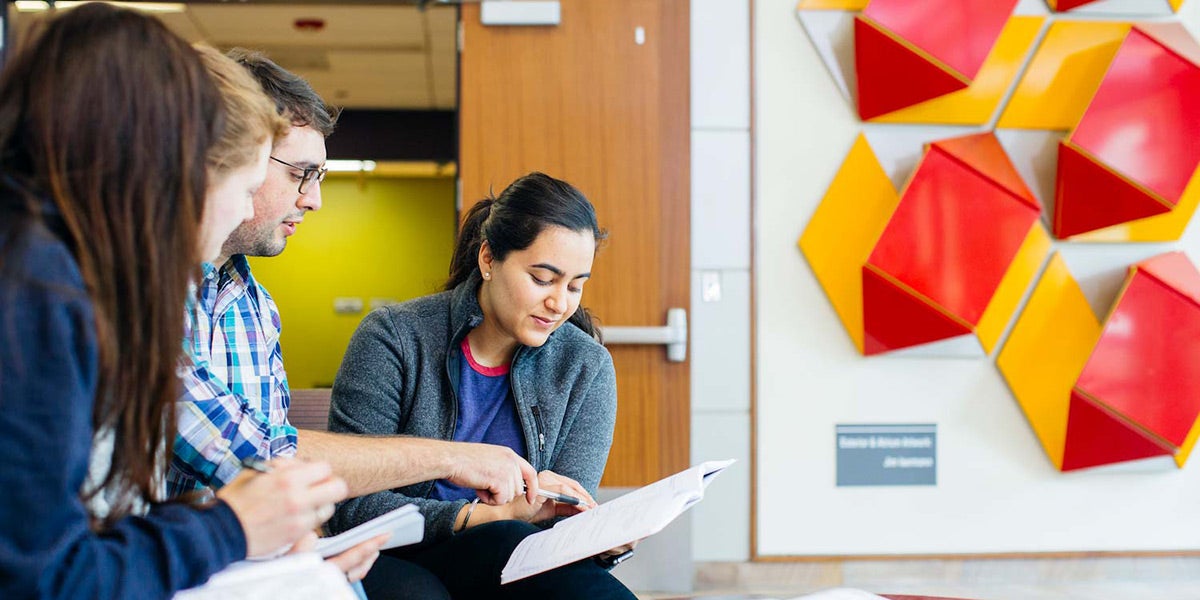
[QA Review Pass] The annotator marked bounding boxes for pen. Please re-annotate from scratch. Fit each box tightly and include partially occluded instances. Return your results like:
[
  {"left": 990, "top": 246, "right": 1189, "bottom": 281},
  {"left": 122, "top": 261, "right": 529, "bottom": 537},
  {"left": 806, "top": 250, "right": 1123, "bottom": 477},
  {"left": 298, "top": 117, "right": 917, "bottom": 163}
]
[
  {"left": 241, "top": 457, "right": 273, "bottom": 473},
  {"left": 537, "top": 488, "right": 582, "bottom": 506}
]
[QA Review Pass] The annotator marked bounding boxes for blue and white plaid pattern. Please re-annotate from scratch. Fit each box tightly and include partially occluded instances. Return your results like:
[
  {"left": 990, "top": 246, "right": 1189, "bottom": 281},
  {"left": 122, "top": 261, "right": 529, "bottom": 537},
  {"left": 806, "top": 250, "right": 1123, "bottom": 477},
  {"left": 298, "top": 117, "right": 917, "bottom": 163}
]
[{"left": 167, "top": 256, "right": 298, "bottom": 498}]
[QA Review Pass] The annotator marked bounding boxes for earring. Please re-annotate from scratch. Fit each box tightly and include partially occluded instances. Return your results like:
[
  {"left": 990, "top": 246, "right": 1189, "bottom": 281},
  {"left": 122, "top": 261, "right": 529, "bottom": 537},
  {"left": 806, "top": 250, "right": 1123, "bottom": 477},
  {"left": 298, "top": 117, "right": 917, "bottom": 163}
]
[{"left": 483, "top": 272, "right": 491, "bottom": 279}]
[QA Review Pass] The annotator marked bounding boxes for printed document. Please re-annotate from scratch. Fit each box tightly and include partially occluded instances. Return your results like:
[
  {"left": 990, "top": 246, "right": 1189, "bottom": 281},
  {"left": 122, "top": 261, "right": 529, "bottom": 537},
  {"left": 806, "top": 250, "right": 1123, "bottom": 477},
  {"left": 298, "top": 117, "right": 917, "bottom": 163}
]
[{"left": 500, "top": 459, "right": 735, "bottom": 584}]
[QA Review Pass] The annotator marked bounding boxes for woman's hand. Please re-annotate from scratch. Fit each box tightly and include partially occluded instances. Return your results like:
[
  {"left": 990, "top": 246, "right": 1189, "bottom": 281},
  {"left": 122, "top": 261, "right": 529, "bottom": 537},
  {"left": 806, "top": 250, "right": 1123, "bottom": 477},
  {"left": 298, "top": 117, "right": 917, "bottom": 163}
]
[
  {"left": 290, "top": 532, "right": 389, "bottom": 583},
  {"left": 216, "top": 458, "right": 349, "bottom": 558},
  {"left": 510, "top": 470, "right": 595, "bottom": 523},
  {"left": 457, "top": 470, "right": 595, "bottom": 529},
  {"left": 289, "top": 530, "right": 386, "bottom": 583}
]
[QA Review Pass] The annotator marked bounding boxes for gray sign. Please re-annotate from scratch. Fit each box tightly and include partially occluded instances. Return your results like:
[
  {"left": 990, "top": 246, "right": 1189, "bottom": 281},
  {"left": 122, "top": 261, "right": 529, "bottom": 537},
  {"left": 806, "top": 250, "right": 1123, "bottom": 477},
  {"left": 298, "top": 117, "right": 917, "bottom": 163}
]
[{"left": 836, "top": 424, "right": 937, "bottom": 486}]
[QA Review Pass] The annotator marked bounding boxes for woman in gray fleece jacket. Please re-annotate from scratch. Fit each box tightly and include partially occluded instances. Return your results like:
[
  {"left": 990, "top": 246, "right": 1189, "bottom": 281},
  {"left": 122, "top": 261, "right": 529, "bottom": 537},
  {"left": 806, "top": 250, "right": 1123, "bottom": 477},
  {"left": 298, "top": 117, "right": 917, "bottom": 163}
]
[{"left": 328, "top": 172, "right": 635, "bottom": 599}]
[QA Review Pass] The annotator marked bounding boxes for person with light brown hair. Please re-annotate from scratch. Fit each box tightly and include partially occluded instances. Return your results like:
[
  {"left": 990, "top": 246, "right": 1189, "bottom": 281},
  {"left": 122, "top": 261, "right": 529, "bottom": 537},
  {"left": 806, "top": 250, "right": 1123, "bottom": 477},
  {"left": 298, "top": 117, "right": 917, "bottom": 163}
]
[
  {"left": 0, "top": 5, "right": 351, "bottom": 598},
  {"left": 194, "top": 44, "right": 290, "bottom": 263}
]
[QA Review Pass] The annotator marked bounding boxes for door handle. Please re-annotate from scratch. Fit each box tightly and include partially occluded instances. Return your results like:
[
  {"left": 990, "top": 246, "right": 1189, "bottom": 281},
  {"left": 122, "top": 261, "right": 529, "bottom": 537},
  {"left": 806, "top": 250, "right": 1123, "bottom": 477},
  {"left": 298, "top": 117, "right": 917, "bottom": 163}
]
[{"left": 599, "top": 308, "right": 687, "bottom": 362}]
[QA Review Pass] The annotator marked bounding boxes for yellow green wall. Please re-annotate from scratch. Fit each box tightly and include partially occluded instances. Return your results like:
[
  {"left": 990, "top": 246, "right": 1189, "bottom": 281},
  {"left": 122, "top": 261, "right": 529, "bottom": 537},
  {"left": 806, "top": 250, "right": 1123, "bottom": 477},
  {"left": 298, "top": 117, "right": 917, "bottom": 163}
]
[{"left": 249, "top": 176, "right": 456, "bottom": 388}]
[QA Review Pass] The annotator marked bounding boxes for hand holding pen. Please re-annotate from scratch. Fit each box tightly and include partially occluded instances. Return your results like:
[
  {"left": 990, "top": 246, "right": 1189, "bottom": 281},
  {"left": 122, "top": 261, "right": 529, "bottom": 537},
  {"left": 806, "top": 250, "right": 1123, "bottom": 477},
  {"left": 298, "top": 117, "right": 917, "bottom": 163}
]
[
  {"left": 521, "top": 470, "right": 598, "bottom": 523},
  {"left": 537, "top": 488, "right": 583, "bottom": 506},
  {"left": 216, "top": 457, "right": 348, "bottom": 558}
]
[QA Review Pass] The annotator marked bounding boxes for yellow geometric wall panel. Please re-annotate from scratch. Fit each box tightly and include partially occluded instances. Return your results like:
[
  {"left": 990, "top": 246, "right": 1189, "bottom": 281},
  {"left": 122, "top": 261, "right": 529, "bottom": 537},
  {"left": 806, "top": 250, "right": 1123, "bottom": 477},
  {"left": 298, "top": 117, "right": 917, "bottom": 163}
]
[
  {"left": 798, "top": 134, "right": 899, "bottom": 354},
  {"left": 996, "top": 253, "right": 1100, "bottom": 469},
  {"left": 998, "top": 21, "right": 1131, "bottom": 130}
]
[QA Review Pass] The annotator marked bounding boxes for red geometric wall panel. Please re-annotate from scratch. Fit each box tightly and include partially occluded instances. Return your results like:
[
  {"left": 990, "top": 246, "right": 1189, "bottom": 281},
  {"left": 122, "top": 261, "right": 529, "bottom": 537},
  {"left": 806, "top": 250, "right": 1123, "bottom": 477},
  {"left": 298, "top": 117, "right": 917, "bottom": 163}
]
[
  {"left": 1054, "top": 26, "right": 1200, "bottom": 238},
  {"left": 853, "top": 0, "right": 1019, "bottom": 119},
  {"left": 802, "top": 132, "right": 1048, "bottom": 357},
  {"left": 1070, "top": 253, "right": 1200, "bottom": 463},
  {"left": 1001, "top": 252, "right": 1200, "bottom": 471},
  {"left": 1048, "top": 0, "right": 1103, "bottom": 10}
]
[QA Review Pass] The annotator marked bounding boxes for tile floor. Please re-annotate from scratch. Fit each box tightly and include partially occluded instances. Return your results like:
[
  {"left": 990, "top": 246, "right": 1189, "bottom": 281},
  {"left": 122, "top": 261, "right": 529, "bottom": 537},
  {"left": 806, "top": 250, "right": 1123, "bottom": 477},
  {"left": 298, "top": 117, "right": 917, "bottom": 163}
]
[{"left": 634, "top": 557, "right": 1200, "bottom": 600}]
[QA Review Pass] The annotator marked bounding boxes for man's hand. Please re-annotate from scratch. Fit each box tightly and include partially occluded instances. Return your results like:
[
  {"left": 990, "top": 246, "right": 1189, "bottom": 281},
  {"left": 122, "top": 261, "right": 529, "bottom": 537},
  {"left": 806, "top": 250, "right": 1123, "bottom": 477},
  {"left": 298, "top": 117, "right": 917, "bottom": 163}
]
[{"left": 441, "top": 441, "right": 539, "bottom": 505}]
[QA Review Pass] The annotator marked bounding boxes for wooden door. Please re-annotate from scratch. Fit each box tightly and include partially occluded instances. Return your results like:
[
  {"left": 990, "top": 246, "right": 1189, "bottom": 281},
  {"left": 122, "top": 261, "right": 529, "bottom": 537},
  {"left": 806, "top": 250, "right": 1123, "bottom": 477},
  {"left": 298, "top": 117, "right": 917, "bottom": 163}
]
[{"left": 458, "top": 0, "right": 689, "bottom": 486}]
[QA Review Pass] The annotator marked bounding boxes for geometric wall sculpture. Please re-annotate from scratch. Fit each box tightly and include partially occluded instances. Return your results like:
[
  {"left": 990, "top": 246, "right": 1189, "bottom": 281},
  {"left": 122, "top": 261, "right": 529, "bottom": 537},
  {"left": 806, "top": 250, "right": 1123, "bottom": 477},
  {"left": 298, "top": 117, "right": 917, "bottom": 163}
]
[
  {"left": 800, "top": 132, "right": 1051, "bottom": 356},
  {"left": 797, "top": 0, "right": 1200, "bottom": 478},
  {"left": 998, "top": 251, "right": 1200, "bottom": 470},
  {"left": 800, "top": 1, "right": 1200, "bottom": 241}
]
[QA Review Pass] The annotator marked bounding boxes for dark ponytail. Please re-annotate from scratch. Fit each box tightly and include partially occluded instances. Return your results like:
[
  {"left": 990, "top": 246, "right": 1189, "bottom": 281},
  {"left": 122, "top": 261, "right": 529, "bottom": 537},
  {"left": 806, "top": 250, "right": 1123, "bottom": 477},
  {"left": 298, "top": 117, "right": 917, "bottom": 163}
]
[
  {"left": 446, "top": 198, "right": 494, "bottom": 294},
  {"left": 446, "top": 172, "right": 607, "bottom": 341}
]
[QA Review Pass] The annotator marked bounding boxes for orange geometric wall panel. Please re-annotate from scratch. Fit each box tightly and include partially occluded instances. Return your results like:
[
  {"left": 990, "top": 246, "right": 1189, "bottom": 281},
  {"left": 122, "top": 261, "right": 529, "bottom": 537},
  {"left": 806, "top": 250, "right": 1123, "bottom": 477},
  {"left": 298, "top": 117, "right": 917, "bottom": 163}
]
[
  {"left": 998, "top": 252, "right": 1200, "bottom": 471},
  {"left": 800, "top": 132, "right": 1050, "bottom": 356}
]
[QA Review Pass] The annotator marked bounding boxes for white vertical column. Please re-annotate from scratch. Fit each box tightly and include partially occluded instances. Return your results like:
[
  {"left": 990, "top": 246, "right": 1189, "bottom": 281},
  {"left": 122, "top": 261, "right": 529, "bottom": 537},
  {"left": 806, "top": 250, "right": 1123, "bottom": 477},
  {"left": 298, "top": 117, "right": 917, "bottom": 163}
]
[{"left": 690, "top": 0, "right": 752, "bottom": 563}]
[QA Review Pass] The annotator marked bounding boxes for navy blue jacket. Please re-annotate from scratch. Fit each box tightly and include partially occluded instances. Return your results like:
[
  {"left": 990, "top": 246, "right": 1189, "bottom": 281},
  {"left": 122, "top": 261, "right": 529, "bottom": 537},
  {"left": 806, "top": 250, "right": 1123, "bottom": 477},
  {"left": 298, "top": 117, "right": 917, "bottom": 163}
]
[{"left": 0, "top": 202, "right": 246, "bottom": 599}]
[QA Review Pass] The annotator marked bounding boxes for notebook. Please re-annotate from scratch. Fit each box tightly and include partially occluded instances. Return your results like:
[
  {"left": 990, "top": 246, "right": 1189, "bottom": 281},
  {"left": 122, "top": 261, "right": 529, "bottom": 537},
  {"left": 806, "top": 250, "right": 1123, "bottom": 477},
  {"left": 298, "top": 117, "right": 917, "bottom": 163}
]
[{"left": 316, "top": 503, "right": 424, "bottom": 557}]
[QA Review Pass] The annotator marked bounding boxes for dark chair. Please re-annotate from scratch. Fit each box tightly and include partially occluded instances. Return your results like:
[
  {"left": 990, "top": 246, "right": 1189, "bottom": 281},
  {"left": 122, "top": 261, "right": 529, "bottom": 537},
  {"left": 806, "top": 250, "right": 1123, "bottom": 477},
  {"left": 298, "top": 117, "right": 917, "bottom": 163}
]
[{"left": 289, "top": 388, "right": 333, "bottom": 431}]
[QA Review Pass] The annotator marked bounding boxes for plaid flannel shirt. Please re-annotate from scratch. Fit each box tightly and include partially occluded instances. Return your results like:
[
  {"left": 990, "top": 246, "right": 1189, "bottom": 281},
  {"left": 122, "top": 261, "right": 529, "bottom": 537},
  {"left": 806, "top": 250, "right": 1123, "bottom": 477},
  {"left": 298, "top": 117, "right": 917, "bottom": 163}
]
[{"left": 167, "top": 256, "right": 298, "bottom": 498}]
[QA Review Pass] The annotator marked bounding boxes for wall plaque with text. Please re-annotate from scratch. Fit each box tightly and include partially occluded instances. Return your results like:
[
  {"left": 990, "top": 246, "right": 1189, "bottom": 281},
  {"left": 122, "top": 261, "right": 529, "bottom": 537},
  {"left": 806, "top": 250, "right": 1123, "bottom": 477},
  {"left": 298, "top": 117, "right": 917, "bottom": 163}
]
[{"left": 836, "top": 424, "right": 937, "bottom": 486}]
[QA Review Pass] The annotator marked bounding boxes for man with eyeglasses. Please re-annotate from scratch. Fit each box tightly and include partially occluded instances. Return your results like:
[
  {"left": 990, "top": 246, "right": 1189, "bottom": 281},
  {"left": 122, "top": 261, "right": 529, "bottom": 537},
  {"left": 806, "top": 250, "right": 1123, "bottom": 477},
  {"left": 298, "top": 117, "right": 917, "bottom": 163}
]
[{"left": 169, "top": 49, "right": 542, "bottom": 599}]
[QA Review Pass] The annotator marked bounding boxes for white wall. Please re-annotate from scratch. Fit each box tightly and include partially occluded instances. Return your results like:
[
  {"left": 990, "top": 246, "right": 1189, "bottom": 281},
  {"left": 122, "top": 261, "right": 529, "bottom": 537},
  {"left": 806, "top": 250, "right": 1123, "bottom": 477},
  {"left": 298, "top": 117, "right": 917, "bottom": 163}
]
[{"left": 754, "top": 0, "right": 1200, "bottom": 556}]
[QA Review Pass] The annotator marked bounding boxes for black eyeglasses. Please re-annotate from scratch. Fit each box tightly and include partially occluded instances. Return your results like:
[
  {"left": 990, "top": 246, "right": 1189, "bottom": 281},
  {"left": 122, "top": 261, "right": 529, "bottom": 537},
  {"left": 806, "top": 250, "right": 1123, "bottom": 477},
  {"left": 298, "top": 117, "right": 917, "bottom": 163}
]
[{"left": 270, "top": 156, "right": 328, "bottom": 195}]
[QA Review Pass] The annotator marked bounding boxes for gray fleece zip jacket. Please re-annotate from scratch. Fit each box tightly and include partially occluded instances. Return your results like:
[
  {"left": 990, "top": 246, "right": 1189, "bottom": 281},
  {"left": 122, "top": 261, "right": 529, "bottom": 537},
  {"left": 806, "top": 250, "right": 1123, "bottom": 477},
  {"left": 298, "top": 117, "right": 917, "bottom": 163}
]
[{"left": 326, "top": 271, "right": 617, "bottom": 543}]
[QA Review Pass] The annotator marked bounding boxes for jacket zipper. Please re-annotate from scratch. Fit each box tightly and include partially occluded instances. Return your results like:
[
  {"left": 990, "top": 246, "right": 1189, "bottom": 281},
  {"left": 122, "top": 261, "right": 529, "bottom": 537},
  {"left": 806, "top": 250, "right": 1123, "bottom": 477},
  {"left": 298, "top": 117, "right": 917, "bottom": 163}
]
[
  {"left": 530, "top": 404, "right": 547, "bottom": 453},
  {"left": 509, "top": 347, "right": 545, "bottom": 459}
]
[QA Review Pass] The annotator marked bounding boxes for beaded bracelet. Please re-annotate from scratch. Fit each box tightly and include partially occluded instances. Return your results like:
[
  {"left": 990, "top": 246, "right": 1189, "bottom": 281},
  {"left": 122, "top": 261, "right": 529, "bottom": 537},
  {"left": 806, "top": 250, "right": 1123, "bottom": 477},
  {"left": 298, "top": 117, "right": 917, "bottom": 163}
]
[{"left": 458, "top": 498, "right": 480, "bottom": 533}]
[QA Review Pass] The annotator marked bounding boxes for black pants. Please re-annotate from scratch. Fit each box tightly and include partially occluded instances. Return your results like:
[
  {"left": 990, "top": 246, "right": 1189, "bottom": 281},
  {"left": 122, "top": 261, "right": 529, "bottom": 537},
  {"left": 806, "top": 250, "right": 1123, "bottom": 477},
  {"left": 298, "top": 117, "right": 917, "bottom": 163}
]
[{"left": 363, "top": 520, "right": 636, "bottom": 600}]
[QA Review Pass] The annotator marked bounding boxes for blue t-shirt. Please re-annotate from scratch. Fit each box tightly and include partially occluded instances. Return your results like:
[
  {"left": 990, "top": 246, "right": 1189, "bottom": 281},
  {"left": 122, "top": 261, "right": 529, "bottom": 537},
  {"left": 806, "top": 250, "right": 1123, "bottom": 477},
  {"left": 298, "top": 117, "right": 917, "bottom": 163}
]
[{"left": 430, "top": 337, "right": 528, "bottom": 501}]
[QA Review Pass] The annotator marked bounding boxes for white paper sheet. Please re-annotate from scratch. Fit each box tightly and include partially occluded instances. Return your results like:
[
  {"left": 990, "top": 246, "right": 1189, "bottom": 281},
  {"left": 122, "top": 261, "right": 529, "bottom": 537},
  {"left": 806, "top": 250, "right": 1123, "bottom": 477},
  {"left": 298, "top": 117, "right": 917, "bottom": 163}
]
[
  {"left": 500, "top": 459, "right": 735, "bottom": 584},
  {"left": 789, "top": 589, "right": 890, "bottom": 600},
  {"left": 173, "top": 553, "right": 357, "bottom": 600}
]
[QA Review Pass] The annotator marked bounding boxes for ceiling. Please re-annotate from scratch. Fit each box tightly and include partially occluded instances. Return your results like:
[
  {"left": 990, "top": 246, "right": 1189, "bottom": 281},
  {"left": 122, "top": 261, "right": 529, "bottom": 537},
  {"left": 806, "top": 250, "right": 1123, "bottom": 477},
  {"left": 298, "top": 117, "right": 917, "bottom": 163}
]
[{"left": 10, "top": 2, "right": 459, "bottom": 110}]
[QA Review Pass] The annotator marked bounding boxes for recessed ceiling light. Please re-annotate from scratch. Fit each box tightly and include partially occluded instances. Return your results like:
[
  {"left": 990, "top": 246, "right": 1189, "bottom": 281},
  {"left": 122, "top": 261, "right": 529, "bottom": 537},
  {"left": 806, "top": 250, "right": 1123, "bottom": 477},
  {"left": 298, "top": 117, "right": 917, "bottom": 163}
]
[
  {"left": 14, "top": 1, "right": 186, "bottom": 13},
  {"left": 326, "top": 160, "right": 378, "bottom": 173}
]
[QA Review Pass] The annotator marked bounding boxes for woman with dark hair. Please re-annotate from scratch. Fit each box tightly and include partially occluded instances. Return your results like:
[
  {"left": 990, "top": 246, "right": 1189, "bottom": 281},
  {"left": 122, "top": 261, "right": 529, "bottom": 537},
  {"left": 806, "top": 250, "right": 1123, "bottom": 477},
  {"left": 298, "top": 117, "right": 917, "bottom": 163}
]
[
  {"left": 328, "top": 172, "right": 635, "bottom": 599},
  {"left": 0, "top": 5, "right": 351, "bottom": 598}
]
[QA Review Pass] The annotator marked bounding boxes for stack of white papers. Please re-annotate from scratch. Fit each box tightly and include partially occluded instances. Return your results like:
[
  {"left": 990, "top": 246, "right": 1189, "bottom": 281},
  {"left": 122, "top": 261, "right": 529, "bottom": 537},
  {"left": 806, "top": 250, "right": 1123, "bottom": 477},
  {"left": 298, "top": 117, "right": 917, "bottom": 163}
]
[
  {"left": 501, "top": 459, "right": 735, "bottom": 584},
  {"left": 173, "top": 553, "right": 356, "bottom": 600},
  {"left": 175, "top": 504, "right": 425, "bottom": 599}
]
